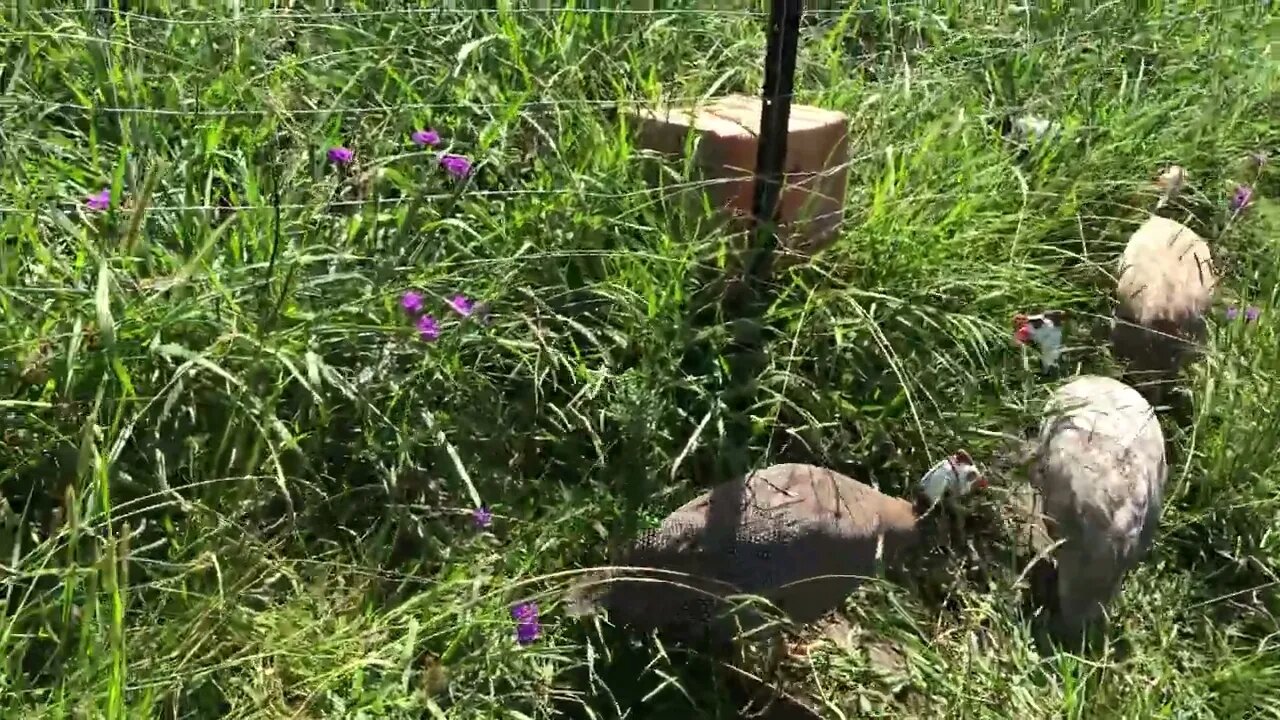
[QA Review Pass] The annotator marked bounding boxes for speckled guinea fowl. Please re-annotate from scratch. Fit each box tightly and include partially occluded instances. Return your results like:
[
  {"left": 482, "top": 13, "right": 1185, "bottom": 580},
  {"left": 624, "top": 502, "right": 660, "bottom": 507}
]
[
  {"left": 1022, "top": 375, "right": 1167, "bottom": 642},
  {"left": 567, "top": 456, "right": 985, "bottom": 645},
  {"left": 1111, "top": 215, "right": 1215, "bottom": 394}
]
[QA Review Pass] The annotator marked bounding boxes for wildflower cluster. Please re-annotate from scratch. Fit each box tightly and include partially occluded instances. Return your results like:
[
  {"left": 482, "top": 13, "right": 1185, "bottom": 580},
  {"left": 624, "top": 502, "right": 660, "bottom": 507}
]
[
  {"left": 84, "top": 127, "right": 474, "bottom": 213},
  {"left": 1224, "top": 305, "right": 1262, "bottom": 323},
  {"left": 411, "top": 129, "right": 440, "bottom": 147},
  {"left": 400, "top": 290, "right": 479, "bottom": 342},
  {"left": 325, "top": 127, "right": 473, "bottom": 180}
]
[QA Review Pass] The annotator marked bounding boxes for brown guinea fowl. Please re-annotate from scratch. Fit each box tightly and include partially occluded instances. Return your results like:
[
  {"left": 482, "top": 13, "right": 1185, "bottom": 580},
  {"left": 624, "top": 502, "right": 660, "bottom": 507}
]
[
  {"left": 1111, "top": 215, "right": 1216, "bottom": 396},
  {"left": 567, "top": 454, "right": 986, "bottom": 655},
  {"left": 1018, "top": 375, "right": 1167, "bottom": 644}
]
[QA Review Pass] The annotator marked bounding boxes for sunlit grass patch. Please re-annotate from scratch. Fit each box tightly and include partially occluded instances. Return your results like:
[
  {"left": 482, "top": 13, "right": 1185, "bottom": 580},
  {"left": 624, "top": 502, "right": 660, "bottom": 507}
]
[{"left": 0, "top": 2, "right": 1278, "bottom": 718}]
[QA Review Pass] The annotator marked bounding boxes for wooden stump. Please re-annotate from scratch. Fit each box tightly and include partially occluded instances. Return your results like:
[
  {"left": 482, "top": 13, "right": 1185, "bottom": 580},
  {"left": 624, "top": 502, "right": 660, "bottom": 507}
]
[{"left": 628, "top": 94, "right": 850, "bottom": 272}]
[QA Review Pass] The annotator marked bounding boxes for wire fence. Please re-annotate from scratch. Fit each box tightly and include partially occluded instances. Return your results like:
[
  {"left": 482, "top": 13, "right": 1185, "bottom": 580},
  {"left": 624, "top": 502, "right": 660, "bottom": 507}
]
[
  {"left": 0, "top": 4, "right": 1273, "bottom": 653},
  {"left": 2, "top": 3, "right": 1269, "bottom": 569},
  {"left": 0, "top": 18, "right": 1174, "bottom": 120},
  {"left": 0, "top": 0, "right": 798, "bottom": 273},
  {"left": 6, "top": 95, "right": 677, "bottom": 116},
  {"left": 3, "top": 3, "right": 800, "bottom": 221},
  {"left": 0, "top": 146, "right": 877, "bottom": 214},
  {"left": 18, "top": 5, "right": 901, "bottom": 23},
  {"left": 0, "top": 3, "right": 1252, "bottom": 225}
]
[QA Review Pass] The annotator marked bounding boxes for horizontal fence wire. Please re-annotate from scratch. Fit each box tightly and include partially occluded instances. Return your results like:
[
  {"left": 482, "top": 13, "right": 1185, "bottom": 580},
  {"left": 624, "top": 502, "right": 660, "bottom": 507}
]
[
  {"left": 0, "top": 5, "right": 1232, "bottom": 220},
  {"left": 3, "top": 94, "right": 763, "bottom": 117},
  {"left": 0, "top": 115, "right": 1177, "bottom": 220},
  {"left": 1, "top": 5, "right": 1241, "bottom": 124},
  {"left": 11, "top": 3, "right": 1236, "bottom": 26},
  {"left": 17, "top": 5, "right": 910, "bottom": 24},
  {"left": 0, "top": 137, "right": 1175, "bottom": 219},
  {"left": 0, "top": 187, "right": 1169, "bottom": 227},
  {"left": 0, "top": 142, "right": 901, "bottom": 214},
  {"left": 1, "top": 20, "right": 1241, "bottom": 121}
]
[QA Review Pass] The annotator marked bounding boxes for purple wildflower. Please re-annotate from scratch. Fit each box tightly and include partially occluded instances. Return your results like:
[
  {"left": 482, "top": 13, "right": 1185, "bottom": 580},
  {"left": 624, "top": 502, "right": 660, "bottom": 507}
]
[
  {"left": 1245, "top": 306, "right": 1261, "bottom": 323},
  {"left": 416, "top": 314, "right": 441, "bottom": 342},
  {"left": 511, "top": 602, "right": 541, "bottom": 645},
  {"left": 327, "top": 146, "right": 354, "bottom": 165},
  {"left": 86, "top": 188, "right": 112, "bottom": 212},
  {"left": 515, "top": 620, "right": 540, "bottom": 645},
  {"left": 1230, "top": 185, "right": 1254, "bottom": 212},
  {"left": 439, "top": 153, "right": 473, "bottom": 179},
  {"left": 1225, "top": 306, "right": 1240, "bottom": 321},
  {"left": 401, "top": 290, "right": 425, "bottom": 315},
  {"left": 412, "top": 129, "right": 441, "bottom": 147},
  {"left": 472, "top": 506, "right": 492, "bottom": 528},
  {"left": 447, "top": 294, "right": 475, "bottom": 317}
]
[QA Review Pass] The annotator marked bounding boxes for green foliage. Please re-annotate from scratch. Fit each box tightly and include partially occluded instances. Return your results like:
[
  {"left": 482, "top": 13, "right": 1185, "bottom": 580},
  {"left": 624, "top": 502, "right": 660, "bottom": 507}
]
[{"left": 0, "top": 1, "right": 1277, "bottom": 717}]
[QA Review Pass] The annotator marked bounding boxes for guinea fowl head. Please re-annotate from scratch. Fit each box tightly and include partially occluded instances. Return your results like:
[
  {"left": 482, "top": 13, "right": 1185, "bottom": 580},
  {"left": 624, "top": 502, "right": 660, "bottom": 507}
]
[
  {"left": 1013, "top": 310, "right": 1067, "bottom": 371},
  {"left": 912, "top": 450, "right": 987, "bottom": 515},
  {"left": 1156, "top": 165, "right": 1186, "bottom": 208},
  {"left": 1013, "top": 310, "right": 1066, "bottom": 345}
]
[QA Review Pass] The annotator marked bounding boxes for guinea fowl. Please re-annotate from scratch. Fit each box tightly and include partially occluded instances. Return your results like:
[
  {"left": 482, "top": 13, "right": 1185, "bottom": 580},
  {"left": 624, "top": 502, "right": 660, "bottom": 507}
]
[
  {"left": 566, "top": 454, "right": 986, "bottom": 656},
  {"left": 1111, "top": 215, "right": 1216, "bottom": 397},
  {"left": 1154, "top": 165, "right": 1186, "bottom": 209},
  {"left": 1013, "top": 310, "right": 1068, "bottom": 373},
  {"left": 1018, "top": 375, "right": 1167, "bottom": 644}
]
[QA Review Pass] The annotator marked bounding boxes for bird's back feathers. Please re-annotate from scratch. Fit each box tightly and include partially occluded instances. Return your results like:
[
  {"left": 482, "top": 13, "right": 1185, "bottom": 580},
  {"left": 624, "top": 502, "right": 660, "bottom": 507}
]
[{"left": 566, "top": 463, "right": 919, "bottom": 641}]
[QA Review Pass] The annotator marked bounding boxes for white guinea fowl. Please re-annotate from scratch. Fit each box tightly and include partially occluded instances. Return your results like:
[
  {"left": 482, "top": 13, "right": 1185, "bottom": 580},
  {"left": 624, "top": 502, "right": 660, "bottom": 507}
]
[
  {"left": 1021, "top": 374, "right": 1167, "bottom": 643},
  {"left": 917, "top": 450, "right": 988, "bottom": 504}
]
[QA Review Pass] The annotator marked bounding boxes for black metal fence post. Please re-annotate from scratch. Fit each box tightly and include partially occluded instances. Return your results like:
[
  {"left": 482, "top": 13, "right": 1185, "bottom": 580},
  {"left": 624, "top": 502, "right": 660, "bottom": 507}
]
[
  {"left": 721, "top": 0, "right": 804, "bottom": 476},
  {"left": 747, "top": 0, "right": 803, "bottom": 283}
]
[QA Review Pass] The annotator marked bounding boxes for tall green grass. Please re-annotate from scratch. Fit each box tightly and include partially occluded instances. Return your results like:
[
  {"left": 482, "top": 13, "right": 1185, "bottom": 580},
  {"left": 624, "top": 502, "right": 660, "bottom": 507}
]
[{"left": 1, "top": 1, "right": 1278, "bottom": 717}]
